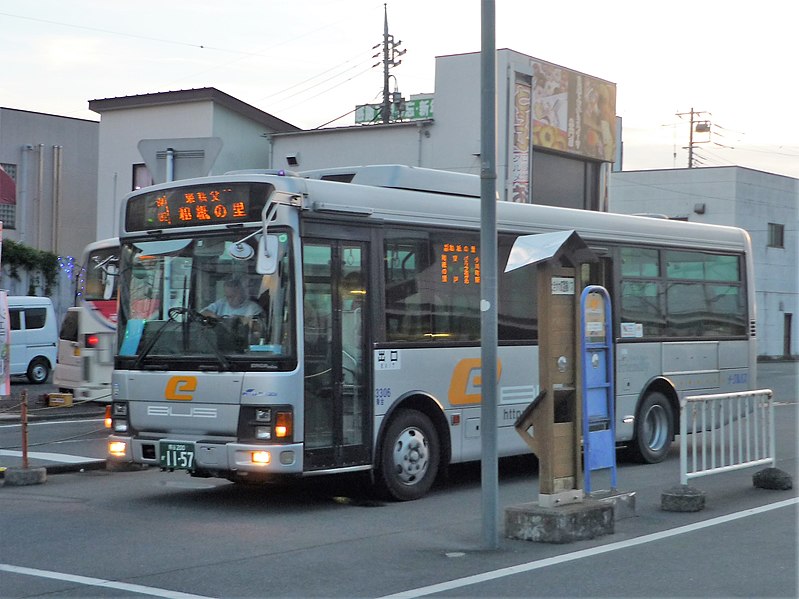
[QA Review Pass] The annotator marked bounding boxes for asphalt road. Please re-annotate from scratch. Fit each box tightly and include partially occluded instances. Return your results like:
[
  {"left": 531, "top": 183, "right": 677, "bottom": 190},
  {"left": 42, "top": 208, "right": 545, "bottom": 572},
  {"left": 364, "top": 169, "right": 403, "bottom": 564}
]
[{"left": 0, "top": 362, "right": 796, "bottom": 598}]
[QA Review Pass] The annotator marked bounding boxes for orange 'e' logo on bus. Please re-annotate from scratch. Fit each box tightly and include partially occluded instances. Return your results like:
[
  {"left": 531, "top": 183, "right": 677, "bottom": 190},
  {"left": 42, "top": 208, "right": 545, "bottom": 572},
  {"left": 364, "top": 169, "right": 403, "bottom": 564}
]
[
  {"left": 448, "top": 358, "right": 502, "bottom": 405},
  {"left": 165, "top": 376, "right": 197, "bottom": 401}
]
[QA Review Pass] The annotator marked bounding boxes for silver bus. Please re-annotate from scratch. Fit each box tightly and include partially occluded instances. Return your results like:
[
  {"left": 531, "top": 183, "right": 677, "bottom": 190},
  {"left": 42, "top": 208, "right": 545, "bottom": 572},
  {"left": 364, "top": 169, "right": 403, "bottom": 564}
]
[{"left": 107, "top": 166, "right": 756, "bottom": 500}]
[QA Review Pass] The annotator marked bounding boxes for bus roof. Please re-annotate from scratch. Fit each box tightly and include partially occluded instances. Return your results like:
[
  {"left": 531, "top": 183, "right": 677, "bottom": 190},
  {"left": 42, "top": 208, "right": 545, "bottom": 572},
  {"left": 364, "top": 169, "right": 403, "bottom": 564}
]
[
  {"left": 295, "top": 168, "right": 750, "bottom": 253},
  {"left": 119, "top": 167, "right": 750, "bottom": 254}
]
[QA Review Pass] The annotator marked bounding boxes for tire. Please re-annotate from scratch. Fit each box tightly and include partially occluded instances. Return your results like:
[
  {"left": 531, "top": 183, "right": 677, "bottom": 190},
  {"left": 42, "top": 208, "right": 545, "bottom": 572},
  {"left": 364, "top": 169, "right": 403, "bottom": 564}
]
[
  {"left": 376, "top": 409, "right": 440, "bottom": 501},
  {"left": 27, "top": 358, "right": 50, "bottom": 384},
  {"left": 629, "top": 391, "right": 674, "bottom": 463}
]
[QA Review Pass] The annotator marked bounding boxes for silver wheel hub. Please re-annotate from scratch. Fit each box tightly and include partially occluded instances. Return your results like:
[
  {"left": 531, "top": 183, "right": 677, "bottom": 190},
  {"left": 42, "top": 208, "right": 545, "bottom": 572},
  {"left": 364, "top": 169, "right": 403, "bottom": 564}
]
[
  {"left": 392, "top": 427, "right": 429, "bottom": 485},
  {"left": 643, "top": 404, "right": 668, "bottom": 451}
]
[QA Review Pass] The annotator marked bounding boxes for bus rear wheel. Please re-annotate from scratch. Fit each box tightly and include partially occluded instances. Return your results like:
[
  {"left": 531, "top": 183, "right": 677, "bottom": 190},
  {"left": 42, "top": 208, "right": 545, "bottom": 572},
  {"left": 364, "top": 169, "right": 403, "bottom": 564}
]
[
  {"left": 629, "top": 391, "right": 674, "bottom": 463},
  {"left": 376, "top": 409, "right": 440, "bottom": 501}
]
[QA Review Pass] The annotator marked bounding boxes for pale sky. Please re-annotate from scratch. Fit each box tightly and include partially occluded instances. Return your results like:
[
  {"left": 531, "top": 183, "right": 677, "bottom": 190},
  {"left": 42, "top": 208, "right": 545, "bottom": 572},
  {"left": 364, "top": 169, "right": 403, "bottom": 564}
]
[{"left": 2, "top": 0, "right": 798, "bottom": 179}]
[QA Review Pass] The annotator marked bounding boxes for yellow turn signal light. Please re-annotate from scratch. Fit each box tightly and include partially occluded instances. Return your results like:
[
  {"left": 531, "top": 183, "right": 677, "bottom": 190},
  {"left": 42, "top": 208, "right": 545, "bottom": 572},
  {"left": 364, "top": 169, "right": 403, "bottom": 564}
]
[{"left": 104, "top": 406, "right": 112, "bottom": 429}]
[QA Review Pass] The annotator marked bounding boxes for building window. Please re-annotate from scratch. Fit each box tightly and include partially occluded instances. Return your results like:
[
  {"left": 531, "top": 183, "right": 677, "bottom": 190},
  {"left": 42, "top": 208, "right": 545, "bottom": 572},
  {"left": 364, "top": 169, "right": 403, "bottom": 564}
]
[
  {"left": 768, "top": 223, "right": 784, "bottom": 248},
  {"left": 0, "top": 163, "right": 17, "bottom": 229},
  {"left": 132, "top": 163, "right": 153, "bottom": 191}
]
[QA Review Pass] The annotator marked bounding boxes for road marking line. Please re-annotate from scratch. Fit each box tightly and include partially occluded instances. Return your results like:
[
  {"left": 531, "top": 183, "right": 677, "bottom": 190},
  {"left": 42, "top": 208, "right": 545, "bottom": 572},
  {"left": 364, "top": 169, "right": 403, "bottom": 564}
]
[
  {"left": 377, "top": 497, "right": 799, "bottom": 599},
  {"left": 0, "top": 449, "right": 103, "bottom": 463},
  {"left": 0, "top": 564, "right": 214, "bottom": 599}
]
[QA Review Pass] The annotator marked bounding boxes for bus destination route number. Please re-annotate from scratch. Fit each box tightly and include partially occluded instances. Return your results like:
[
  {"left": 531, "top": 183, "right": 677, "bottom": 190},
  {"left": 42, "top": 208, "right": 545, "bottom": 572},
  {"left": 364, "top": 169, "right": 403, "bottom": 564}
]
[{"left": 159, "top": 441, "right": 196, "bottom": 470}]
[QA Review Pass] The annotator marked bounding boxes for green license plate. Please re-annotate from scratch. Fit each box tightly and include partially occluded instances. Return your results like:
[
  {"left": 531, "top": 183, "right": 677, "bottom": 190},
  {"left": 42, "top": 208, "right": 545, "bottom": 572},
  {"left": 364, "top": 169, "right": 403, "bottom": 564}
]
[{"left": 159, "top": 441, "right": 196, "bottom": 470}]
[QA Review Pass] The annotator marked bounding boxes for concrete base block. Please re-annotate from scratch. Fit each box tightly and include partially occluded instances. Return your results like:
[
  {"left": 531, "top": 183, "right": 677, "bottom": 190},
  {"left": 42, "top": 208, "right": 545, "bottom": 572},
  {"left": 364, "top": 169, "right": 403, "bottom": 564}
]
[
  {"left": 3, "top": 467, "right": 47, "bottom": 486},
  {"left": 590, "top": 489, "right": 637, "bottom": 520},
  {"left": 505, "top": 499, "right": 614, "bottom": 544},
  {"left": 753, "top": 468, "right": 793, "bottom": 490},
  {"left": 661, "top": 484, "right": 705, "bottom": 512}
]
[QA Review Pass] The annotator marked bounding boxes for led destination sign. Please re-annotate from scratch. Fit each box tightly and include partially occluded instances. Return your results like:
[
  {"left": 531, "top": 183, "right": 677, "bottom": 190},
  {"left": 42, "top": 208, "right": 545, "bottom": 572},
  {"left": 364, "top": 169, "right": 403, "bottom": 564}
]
[
  {"left": 125, "top": 183, "right": 272, "bottom": 232},
  {"left": 441, "top": 242, "right": 480, "bottom": 286}
]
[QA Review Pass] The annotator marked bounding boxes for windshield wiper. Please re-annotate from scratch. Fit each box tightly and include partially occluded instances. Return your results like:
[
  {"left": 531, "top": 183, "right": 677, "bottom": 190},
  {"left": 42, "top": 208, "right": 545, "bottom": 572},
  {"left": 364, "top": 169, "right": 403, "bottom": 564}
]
[
  {"left": 169, "top": 307, "right": 233, "bottom": 371},
  {"left": 132, "top": 307, "right": 232, "bottom": 371}
]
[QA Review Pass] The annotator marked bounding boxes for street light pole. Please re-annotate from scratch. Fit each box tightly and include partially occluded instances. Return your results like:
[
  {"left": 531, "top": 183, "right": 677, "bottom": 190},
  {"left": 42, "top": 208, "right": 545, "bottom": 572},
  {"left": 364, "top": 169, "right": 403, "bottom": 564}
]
[{"left": 480, "top": 0, "right": 499, "bottom": 550}]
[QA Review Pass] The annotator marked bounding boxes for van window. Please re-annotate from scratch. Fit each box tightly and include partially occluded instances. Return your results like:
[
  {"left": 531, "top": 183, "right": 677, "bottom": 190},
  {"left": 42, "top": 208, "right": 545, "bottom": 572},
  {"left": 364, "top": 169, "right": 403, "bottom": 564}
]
[
  {"left": 9, "top": 309, "right": 21, "bottom": 331},
  {"left": 25, "top": 308, "right": 47, "bottom": 329},
  {"left": 59, "top": 311, "right": 79, "bottom": 342}
]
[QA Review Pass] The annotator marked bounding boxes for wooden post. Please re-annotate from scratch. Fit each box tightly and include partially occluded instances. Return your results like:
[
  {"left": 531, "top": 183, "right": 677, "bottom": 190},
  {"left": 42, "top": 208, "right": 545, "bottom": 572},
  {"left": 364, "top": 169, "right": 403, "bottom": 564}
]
[{"left": 21, "top": 389, "right": 29, "bottom": 469}]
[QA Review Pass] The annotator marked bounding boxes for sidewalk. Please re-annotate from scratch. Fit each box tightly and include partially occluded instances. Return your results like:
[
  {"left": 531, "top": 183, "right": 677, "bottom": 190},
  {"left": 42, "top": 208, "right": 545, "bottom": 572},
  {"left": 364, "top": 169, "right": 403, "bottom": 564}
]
[
  {"left": 0, "top": 388, "right": 106, "bottom": 422},
  {"left": 0, "top": 388, "right": 109, "bottom": 478}
]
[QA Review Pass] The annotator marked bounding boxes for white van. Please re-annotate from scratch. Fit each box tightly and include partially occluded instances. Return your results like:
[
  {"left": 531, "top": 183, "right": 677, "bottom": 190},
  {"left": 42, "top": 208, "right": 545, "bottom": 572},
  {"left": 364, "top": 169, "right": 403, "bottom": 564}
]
[{"left": 7, "top": 296, "right": 58, "bottom": 384}]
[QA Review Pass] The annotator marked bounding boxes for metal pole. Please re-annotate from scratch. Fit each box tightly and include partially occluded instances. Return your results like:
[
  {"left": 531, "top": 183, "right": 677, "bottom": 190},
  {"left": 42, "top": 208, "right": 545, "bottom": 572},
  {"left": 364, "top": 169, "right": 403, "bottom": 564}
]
[
  {"left": 688, "top": 107, "right": 694, "bottom": 168},
  {"left": 480, "top": 0, "right": 499, "bottom": 550},
  {"left": 21, "top": 389, "right": 29, "bottom": 469}
]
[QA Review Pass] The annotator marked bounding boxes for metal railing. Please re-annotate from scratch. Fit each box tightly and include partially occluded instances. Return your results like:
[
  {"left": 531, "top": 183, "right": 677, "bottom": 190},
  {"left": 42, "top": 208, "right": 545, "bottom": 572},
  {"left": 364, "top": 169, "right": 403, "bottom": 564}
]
[{"left": 680, "top": 389, "right": 775, "bottom": 485}]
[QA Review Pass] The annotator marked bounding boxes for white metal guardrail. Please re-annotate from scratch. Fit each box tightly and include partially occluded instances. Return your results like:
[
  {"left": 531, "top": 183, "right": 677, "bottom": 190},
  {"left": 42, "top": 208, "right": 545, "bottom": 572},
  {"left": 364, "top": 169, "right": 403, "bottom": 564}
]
[{"left": 680, "top": 389, "right": 775, "bottom": 486}]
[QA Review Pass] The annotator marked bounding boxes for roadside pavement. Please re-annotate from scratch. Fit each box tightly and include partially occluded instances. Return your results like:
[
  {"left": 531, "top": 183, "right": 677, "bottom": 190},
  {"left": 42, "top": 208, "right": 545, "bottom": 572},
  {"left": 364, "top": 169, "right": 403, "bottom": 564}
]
[
  {"left": 0, "top": 385, "right": 109, "bottom": 478},
  {"left": 0, "top": 385, "right": 106, "bottom": 423}
]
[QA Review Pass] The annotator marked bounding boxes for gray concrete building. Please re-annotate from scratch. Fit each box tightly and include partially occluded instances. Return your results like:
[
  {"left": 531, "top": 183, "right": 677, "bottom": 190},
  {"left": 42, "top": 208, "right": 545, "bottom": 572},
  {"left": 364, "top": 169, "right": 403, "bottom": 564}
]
[
  {"left": 610, "top": 167, "right": 798, "bottom": 358},
  {"left": 0, "top": 107, "right": 98, "bottom": 261},
  {"left": 0, "top": 107, "right": 99, "bottom": 315}
]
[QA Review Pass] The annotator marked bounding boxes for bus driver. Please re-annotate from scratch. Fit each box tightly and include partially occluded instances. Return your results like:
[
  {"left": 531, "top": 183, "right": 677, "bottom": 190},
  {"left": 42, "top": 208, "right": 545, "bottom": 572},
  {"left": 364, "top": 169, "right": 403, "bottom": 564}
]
[{"left": 202, "top": 276, "right": 262, "bottom": 319}]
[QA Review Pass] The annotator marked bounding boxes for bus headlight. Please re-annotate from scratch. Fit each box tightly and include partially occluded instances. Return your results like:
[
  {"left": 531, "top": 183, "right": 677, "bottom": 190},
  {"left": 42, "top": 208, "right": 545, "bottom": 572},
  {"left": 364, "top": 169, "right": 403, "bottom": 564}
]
[
  {"left": 252, "top": 451, "right": 271, "bottom": 465},
  {"left": 110, "top": 402, "right": 129, "bottom": 433}
]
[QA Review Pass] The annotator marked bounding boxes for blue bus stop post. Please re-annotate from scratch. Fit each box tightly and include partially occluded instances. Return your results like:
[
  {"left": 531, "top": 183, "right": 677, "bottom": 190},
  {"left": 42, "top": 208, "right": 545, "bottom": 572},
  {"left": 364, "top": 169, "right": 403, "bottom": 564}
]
[{"left": 580, "top": 285, "right": 617, "bottom": 494}]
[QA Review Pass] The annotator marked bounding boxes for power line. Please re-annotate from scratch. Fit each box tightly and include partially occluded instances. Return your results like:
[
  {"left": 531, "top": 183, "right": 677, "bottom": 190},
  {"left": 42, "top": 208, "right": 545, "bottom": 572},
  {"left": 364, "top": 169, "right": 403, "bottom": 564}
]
[
  {"left": 0, "top": 10, "right": 241, "bottom": 53},
  {"left": 263, "top": 55, "right": 376, "bottom": 107}
]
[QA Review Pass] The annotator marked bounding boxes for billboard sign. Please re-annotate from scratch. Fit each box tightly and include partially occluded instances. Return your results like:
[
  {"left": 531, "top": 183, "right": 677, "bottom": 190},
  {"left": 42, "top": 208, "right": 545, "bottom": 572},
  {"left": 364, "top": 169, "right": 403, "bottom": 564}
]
[
  {"left": 355, "top": 97, "right": 434, "bottom": 124},
  {"left": 529, "top": 59, "right": 616, "bottom": 162}
]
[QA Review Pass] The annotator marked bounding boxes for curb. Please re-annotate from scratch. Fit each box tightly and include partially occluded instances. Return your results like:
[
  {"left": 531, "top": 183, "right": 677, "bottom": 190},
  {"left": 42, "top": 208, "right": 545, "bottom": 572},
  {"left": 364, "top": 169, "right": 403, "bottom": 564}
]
[
  {"left": 1, "top": 459, "right": 108, "bottom": 480},
  {"left": 0, "top": 409, "right": 105, "bottom": 423}
]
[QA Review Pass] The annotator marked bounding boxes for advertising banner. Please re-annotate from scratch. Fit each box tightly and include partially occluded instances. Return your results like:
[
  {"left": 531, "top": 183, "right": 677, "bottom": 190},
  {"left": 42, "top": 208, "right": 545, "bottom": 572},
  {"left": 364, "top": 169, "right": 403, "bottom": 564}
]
[
  {"left": 511, "top": 79, "right": 532, "bottom": 203},
  {"left": 354, "top": 97, "right": 434, "bottom": 124},
  {"left": 0, "top": 290, "right": 9, "bottom": 396},
  {"left": 0, "top": 220, "right": 8, "bottom": 395},
  {"left": 530, "top": 59, "right": 616, "bottom": 162}
]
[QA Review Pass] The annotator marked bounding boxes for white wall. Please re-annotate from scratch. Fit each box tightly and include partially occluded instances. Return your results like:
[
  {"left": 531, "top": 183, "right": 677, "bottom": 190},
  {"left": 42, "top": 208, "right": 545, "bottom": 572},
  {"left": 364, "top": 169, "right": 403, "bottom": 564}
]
[
  {"left": 271, "top": 124, "right": 431, "bottom": 172},
  {"left": 96, "top": 103, "right": 214, "bottom": 239},
  {"left": 210, "top": 106, "right": 272, "bottom": 175}
]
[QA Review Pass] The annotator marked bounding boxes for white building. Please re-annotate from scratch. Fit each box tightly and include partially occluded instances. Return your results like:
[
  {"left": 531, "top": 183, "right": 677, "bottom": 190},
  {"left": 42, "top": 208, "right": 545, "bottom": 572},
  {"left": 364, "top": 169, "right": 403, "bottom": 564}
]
[
  {"left": 88, "top": 88, "right": 300, "bottom": 240},
  {"left": 610, "top": 167, "right": 798, "bottom": 358}
]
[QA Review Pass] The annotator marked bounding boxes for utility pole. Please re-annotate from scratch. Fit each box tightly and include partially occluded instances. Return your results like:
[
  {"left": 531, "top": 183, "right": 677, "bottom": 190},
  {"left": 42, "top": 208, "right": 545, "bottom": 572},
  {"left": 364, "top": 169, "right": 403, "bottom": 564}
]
[
  {"left": 373, "top": 4, "right": 406, "bottom": 123},
  {"left": 677, "top": 108, "right": 711, "bottom": 168}
]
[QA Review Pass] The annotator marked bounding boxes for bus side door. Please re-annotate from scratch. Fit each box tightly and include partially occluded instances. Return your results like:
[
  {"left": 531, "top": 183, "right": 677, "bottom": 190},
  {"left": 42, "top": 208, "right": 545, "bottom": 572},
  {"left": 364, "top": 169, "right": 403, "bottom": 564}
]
[{"left": 302, "top": 228, "right": 374, "bottom": 470}]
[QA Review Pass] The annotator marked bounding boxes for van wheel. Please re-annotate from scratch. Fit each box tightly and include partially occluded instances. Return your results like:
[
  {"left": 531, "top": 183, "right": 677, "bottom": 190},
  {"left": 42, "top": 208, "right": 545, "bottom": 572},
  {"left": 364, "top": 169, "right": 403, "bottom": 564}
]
[
  {"left": 27, "top": 358, "right": 50, "bottom": 384},
  {"left": 376, "top": 409, "right": 440, "bottom": 501},
  {"left": 629, "top": 391, "right": 673, "bottom": 463}
]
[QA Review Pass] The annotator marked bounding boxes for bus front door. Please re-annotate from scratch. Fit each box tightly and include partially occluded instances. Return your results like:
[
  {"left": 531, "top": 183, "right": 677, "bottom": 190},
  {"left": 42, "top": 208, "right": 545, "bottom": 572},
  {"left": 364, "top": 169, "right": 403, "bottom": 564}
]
[{"left": 303, "top": 238, "right": 371, "bottom": 470}]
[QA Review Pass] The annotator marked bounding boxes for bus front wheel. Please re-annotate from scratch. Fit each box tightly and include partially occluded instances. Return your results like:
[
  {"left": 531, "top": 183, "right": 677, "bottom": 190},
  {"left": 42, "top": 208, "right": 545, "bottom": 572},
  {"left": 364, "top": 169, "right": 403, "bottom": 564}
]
[
  {"left": 629, "top": 391, "right": 674, "bottom": 463},
  {"left": 376, "top": 409, "right": 440, "bottom": 501}
]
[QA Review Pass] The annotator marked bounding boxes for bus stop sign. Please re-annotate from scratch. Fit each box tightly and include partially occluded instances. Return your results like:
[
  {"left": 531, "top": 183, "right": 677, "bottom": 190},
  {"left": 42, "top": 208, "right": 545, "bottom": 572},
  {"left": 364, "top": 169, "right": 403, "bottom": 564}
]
[{"left": 581, "top": 285, "right": 617, "bottom": 493}]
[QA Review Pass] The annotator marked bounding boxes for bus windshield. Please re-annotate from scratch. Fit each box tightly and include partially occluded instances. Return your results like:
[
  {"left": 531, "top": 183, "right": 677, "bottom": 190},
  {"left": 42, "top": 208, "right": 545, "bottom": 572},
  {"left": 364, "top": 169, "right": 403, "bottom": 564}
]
[{"left": 116, "top": 230, "right": 294, "bottom": 369}]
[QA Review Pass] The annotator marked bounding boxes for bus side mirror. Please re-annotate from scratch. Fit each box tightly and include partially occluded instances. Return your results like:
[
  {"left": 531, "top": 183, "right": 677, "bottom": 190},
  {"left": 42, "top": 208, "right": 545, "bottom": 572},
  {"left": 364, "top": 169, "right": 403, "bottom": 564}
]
[{"left": 257, "top": 235, "right": 279, "bottom": 275}]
